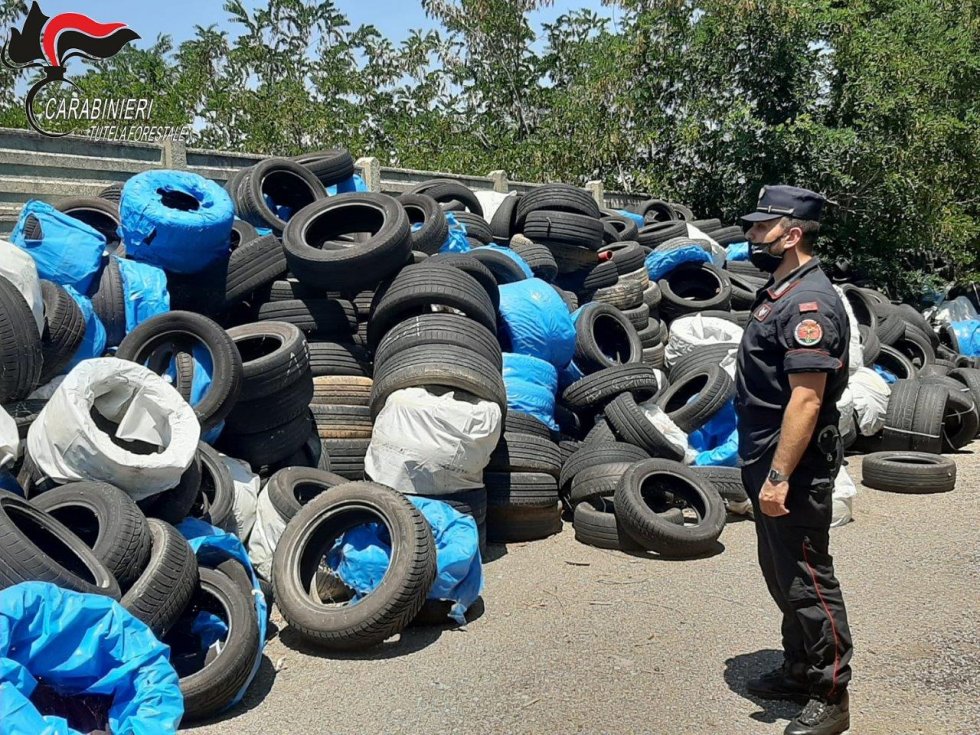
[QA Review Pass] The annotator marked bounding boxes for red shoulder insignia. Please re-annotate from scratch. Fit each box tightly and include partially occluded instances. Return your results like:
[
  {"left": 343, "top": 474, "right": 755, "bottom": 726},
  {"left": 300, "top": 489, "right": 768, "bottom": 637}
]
[{"left": 799, "top": 301, "right": 819, "bottom": 313}]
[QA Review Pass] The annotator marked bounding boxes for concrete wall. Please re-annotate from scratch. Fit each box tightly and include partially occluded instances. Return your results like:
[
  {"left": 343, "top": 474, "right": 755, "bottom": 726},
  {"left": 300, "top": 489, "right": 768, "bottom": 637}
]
[{"left": 0, "top": 126, "right": 649, "bottom": 234}]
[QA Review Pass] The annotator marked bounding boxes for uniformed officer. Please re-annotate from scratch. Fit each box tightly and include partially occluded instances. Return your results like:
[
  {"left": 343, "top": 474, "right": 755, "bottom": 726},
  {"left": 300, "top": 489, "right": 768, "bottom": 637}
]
[{"left": 735, "top": 185, "right": 853, "bottom": 735}]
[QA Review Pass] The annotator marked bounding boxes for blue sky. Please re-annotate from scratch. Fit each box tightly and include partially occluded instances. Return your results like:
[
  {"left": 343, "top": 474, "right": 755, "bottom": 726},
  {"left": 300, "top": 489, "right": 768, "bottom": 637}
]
[{"left": 28, "top": 1, "right": 616, "bottom": 46}]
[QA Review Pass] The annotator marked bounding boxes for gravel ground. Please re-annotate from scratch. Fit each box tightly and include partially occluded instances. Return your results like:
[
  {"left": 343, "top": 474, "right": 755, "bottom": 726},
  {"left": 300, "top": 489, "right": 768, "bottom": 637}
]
[{"left": 189, "top": 442, "right": 980, "bottom": 735}]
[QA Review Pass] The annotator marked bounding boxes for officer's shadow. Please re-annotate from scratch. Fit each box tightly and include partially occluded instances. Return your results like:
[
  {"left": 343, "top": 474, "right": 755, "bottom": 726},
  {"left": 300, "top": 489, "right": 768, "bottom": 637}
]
[{"left": 724, "top": 649, "right": 804, "bottom": 725}]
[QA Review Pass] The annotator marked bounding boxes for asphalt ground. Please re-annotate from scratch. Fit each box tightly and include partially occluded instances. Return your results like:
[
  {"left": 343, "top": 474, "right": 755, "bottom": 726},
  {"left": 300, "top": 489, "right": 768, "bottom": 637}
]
[{"left": 190, "top": 442, "right": 980, "bottom": 735}]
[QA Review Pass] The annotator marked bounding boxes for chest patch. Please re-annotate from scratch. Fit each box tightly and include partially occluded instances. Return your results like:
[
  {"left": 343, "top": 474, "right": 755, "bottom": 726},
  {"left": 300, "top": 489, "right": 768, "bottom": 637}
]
[
  {"left": 754, "top": 304, "right": 773, "bottom": 322},
  {"left": 794, "top": 319, "right": 823, "bottom": 346},
  {"left": 799, "top": 301, "right": 819, "bottom": 313}
]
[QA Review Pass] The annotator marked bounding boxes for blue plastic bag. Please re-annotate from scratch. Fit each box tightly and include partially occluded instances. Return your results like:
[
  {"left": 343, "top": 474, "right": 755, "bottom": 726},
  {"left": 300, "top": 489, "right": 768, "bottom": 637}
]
[
  {"left": 0, "top": 581, "right": 182, "bottom": 735},
  {"left": 162, "top": 346, "right": 223, "bottom": 444},
  {"left": 0, "top": 469, "right": 23, "bottom": 497},
  {"left": 873, "top": 365, "right": 898, "bottom": 384},
  {"left": 437, "top": 212, "right": 472, "bottom": 254},
  {"left": 645, "top": 244, "right": 711, "bottom": 281},
  {"left": 120, "top": 170, "right": 234, "bottom": 274},
  {"left": 327, "top": 496, "right": 482, "bottom": 625},
  {"left": 177, "top": 519, "right": 267, "bottom": 713},
  {"left": 725, "top": 241, "right": 750, "bottom": 262},
  {"left": 498, "top": 278, "right": 576, "bottom": 367},
  {"left": 115, "top": 256, "right": 170, "bottom": 333},
  {"left": 502, "top": 352, "right": 559, "bottom": 430},
  {"left": 617, "top": 210, "right": 646, "bottom": 227},
  {"left": 10, "top": 200, "right": 106, "bottom": 294},
  {"left": 689, "top": 400, "right": 740, "bottom": 467},
  {"left": 950, "top": 319, "right": 980, "bottom": 356},
  {"left": 63, "top": 286, "right": 107, "bottom": 371},
  {"left": 558, "top": 359, "right": 586, "bottom": 391},
  {"left": 326, "top": 173, "right": 368, "bottom": 195}
]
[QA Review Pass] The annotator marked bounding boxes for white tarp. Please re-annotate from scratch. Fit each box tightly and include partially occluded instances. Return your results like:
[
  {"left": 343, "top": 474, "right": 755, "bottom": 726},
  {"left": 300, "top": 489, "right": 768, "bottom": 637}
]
[
  {"left": 365, "top": 386, "right": 502, "bottom": 495},
  {"left": 665, "top": 313, "right": 743, "bottom": 377},
  {"left": 637, "top": 398, "right": 698, "bottom": 465},
  {"left": 0, "top": 238, "right": 44, "bottom": 335},
  {"left": 833, "top": 285, "right": 863, "bottom": 375},
  {"left": 837, "top": 387, "right": 856, "bottom": 442},
  {"left": 27, "top": 358, "right": 200, "bottom": 499},
  {"left": 849, "top": 367, "right": 891, "bottom": 436},
  {"left": 474, "top": 190, "right": 514, "bottom": 224},
  {"left": 222, "top": 453, "right": 259, "bottom": 541},
  {"left": 0, "top": 405, "right": 18, "bottom": 469},
  {"left": 931, "top": 295, "right": 978, "bottom": 325},
  {"left": 246, "top": 482, "right": 283, "bottom": 581}
]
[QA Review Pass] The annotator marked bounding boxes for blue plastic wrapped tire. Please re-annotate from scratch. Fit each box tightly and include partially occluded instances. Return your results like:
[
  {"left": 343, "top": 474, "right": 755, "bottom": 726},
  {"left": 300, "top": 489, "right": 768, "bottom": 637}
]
[
  {"left": 120, "top": 170, "right": 234, "bottom": 274},
  {"left": 0, "top": 581, "right": 182, "bottom": 735},
  {"left": 502, "top": 353, "right": 559, "bottom": 431},
  {"left": 115, "top": 256, "right": 170, "bottom": 333},
  {"left": 63, "top": 286, "right": 107, "bottom": 370},
  {"left": 498, "top": 278, "right": 576, "bottom": 367}
]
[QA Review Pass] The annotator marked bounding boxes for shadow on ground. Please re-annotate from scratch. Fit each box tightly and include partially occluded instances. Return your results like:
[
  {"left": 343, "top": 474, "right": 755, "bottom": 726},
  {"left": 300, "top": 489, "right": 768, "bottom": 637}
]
[{"left": 724, "top": 649, "right": 803, "bottom": 725}]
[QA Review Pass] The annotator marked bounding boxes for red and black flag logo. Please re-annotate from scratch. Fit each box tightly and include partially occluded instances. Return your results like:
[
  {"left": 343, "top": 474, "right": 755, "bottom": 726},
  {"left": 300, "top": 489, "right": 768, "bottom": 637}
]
[{"left": 2, "top": 2, "right": 140, "bottom": 136}]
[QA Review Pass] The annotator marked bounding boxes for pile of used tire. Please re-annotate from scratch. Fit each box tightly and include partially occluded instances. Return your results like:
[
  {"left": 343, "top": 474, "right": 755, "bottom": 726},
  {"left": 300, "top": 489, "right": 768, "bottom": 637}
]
[{"left": 1, "top": 151, "right": 977, "bottom": 722}]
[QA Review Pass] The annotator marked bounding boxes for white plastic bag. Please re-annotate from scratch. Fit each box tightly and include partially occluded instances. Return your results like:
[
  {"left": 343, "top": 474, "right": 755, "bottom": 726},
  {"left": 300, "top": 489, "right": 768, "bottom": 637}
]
[
  {"left": 0, "top": 239, "right": 44, "bottom": 335},
  {"left": 474, "top": 190, "right": 514, "bottom": 223},
  {"left": 837, "top": 387, "right": 856, "bottom": 440},
  {"left": 933, "top": 296, "right": 978, "bottom": 325},
  {"left": 247, "top": 483, "right": 284, "bottom": 581},
  {"left": 365, "top": 386, "right": 502, "bottom": 495},
  {"left": 637, "top": 398, "right": 698, "bottom": 465},
  {"left": 831, "top": 465, "right": 857, "bottom": 528},
  {"left": 665, "top": 313, "right": 742, "bottom": 375},
  {"left": 222, "top": 453, "right": 259, "bottom": 541},
  {"left": 685, "top": 224, "right": 726, "bottom": 265},
  {"left": 849, "top": 367, "right": 891, "bottom": 436},
  {"left": 833, "top": 285, "right": 863, "bottom": 375},
  {"left": 26, "top": 358, "right": 200, "bottom": 499},
  {"left": 0, "top": 405, "right": 18, "bottom": 469}
]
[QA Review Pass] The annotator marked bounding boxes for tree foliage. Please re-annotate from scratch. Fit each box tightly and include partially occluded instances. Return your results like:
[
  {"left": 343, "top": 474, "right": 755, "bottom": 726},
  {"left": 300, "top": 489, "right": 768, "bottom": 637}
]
[{"left": 0, "top": 0, "right": 976, "bottom": 296}]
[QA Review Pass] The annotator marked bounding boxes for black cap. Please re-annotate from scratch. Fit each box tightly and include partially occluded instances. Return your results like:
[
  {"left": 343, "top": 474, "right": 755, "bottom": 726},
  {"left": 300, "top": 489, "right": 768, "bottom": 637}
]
[{"left": 740, "top": 185, "right": 826, "bottom": 223}]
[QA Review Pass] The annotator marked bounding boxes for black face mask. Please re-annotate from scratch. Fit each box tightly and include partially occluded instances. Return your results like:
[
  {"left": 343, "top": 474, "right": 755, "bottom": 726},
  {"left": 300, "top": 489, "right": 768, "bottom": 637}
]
[{"left": 749, "top": 234, "right": 786, "bottom": 273}]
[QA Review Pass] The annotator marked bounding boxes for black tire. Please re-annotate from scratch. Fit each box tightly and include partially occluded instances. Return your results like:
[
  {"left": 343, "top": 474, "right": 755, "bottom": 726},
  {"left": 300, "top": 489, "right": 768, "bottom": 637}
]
[
  {"left": 225, "top": 372, "right": 312, "bottom": 433},
  {"left": 879, "top": 379, "right": 920, "bottom": 451},
  {"left": 166, "top": 256, "right": 229, "bottom": 320},
  {"left": 312, "top": 376, "right": 373, "bottom": 407},
  {"left": 292, "top": 148, "right": 356, "bottom": 185},
  {"left": 173, "top": 351, "right": 195, "bottom": 402},
  {"left": 0, "top": 489, "right": 122, "bottom": 597},
  {"left": 121, "top": 518, "right": 198, "bottom": 635},
  {"left": 405, "top": 179, "right": 483, "bottom": 216},
  {"left": 643, "top": 343, "right": 666, "bottom": 369},
  {"left": 690, "top": 218, "right": 722, "bottom": 233},
  {"left": 876, "top": 344, "right": 918, "bottom": 379},
  {"left": 191, "top": 444, "right": 236, "bottom": 530},
  {"left": 312, "top": 404, "right": 373, "bottom": 440},
  {"left": 840, "top": 285, "right": 879, "bottom": 330},
  {"left": 55, "top": 195, "right": 121, "bottom": 245},
  {"left": 429, "top": 252, "right": 501, "bottom": 311},
  {"left": 637, "top": 319, "right": 661, "bottom": 347},
  {"left": 2, "top": 398, "right": 46, "bottom": 438},
  {"left": 548, "top": 242, "right": 599, "bottom": 274},
  {"left": 98, "top": 182, "right": 124, "bottom": 203},
  {"left": 225, "top": 234, "right": 288, "bottom": 306},
  {"left": 614, "top": 459, "right": 726, "bottom": 557},
  {"left": 117, "top": 311, "right": 244, "bottom": 430},
  {"left": 524, "top": 210, "right": 604, "bottom": 250},
  {"left": 515, "top": 184, "right": 600, "bottom": 225},
  {"left": 908, "top": 382, "right": 948, "bottom": 454},
  {"left": 321, "top": 438, "right": 370, "bottom": 480},
  {"left": 893, "top": 324, "right": 935, "bottom": 369},
  {"left": 0, "top": 275, "right": 43, "bottom": 402},
  {"left": 600, "top": 212, "right": 640, "bottom": 242},
  {"left": 218, "top": 410, "right": 314, "bottom": 469},
  {"left": 234, "top": 157, "right": 325, "bottom": 232},
  {"left": 38, "top": 280, "right": 85, "bottom": 384},
  {"left": 559, "top": 441, "right": 649, "bottom": 492},
  {"left": 690, "top": 465, "right": 749, "bottom": 504},
  {"left": 307, "top": 341, "right": 372, "bottom": 377},
  {"left": 918, "top": 364, "right": 950, "bottom": 379},
  {"left": 605, "top": 392, "right": 685, "bottom": 460},
  {"left": 637, "top": 221, "right": 687, "bottom": 248},
  {"left": 485, "top": 472, "right": 560, "bottom": 508},
  {"left": 896, "top": 304, "right": 939, "bottom": 349},
  {"left": 490, "top": 195, "right": 520, "bottom": 243},
  {"left": 229, "top": 219, "right": 259, "bottom": 251},
  {"left": 282, "top": 193, "right": 412, "bottom": 292},
  {"left": 727, "top": 273, "right": 760, "bottom": 310},
  {"left": 467, "top": 247, "right": 529, "bottom": 285},
  {"left": 592, "top": 278, "right": 646, "bottom": 311},
  {"left": 561, "top": 364, "right": 661, "bottom": 411},
  {"left": 31, "top": 480, "right": 151, "bottom": 590},
  {"left": 572, "top": 499, "right": 642, "bottom": 550},
  {"left": 655, "top": 365, "right": 735, "bottom": 432},
  {"left": 874, "top": 304, "right": 906, "bottom": 346},
  {"left": 941, "top": 386, "right": 979, "bottom": 451},
  {"left": 509, "top": 235, "right": 558, "bottom": 282},
  {"left": 504, "top": 411, "right": 553, "bottom": 440},
  {"left": 137, "top": 452, "right": 203, "bottom": 526},
  {"left": 621, "top": 302, "right": 651, "bottom": 330},
  {"left": 950, "top": 368, "right": 980, "bottom": 420},
  {"left": 267, "top": 466, "right": 350, "bottom": 522},
  {"left": 632, "top": 199, "right": 675, "bottom": 222},
  {"left": 861, "top": 451, "right": 956, "bottom": 494},
  {"left": 485, "top": 503, "right": 562, "bottom": 543},
  {"left": 642, "top": 282, "right": 663, "bottom": 309},
  {"left": 273, "top": 482, "right": 437, "bottom": 649},
  {"left": 667, "top": 343, "right": 738, "bottom": 383},
  {"left": 584, "top": 417, "right": 617, "bottom": 445},
  {"left": 399, "top": 193, "right": 449, "bottom": 255},
  {"left": 726, "top": 259, "right": 768, "bottom": 280},
  {"left": 858, "top": 324, "right": 881, "bottom": 366},
  {"left": 559, "top": 439, "right": 582, "bottom": 465},
  {"left": 227, "top": 321, "right": 311, "bottom": 401},
  {"left": 370, "top": 344, "right": 506, "bottom": 418},
  {"left": 368, "top": 263, "right": 497, "bottom": 347},
  {"left": 256, "top": 298, "right": 357, "bottom": 338},
  {"left": 658, "top": 262, "right": 733, "bottom": 322},
  {"left": 170, "top": 566, "right": 260, "bottom": 721},
  {"left": 598, "top": 241, "right": 645, "bottom": 275},
  {"left": 573, "top": 302, "right": 642, "bottom": 373},
  {"left": 568, "top": 462, "right": 632, "bottom": 506},
  {"left": 453, "top": 211, "right": 493, "bottom": 244},
  {"left": 268, "top": 279, "right": 321, "bottom": 302},
  {"left": 709, "top": 226, "right": 746, "bottom": 246},
  {"left": 487, "top": 433, "right": 562, "bottom": 477}
]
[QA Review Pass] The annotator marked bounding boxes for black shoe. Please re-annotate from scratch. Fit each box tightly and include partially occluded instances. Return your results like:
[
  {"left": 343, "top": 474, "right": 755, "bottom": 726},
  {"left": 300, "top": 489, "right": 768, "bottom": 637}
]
[
  {"left": 784, "top": 692, "right": 850, "bottom": 735},
  {"left": 746, "top": 662, "right": 809, "bottom": 701}
]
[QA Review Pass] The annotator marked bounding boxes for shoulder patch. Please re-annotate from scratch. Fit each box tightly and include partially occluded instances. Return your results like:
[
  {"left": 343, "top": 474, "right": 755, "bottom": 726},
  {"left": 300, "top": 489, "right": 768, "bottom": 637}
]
[
  {"left": 799, "top": 301, "right": 819, "bottom": 313},
  {"left": 794, "top": 319, "right": 823, "bottom": 346},
  {"left": 754, "top": 304, "right": 772, "bottom": 322}
]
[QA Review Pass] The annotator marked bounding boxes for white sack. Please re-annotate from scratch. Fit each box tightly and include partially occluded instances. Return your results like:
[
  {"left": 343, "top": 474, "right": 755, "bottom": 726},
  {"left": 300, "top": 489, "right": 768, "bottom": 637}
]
[
  {"left": 685, "top": 224, "right": 726, "bottom": 265},
  {"left": 831, "top": 465, "right": 857, "bottom": 528},
  {"left": 365, "top": 386, "right": 502, "bottom": 495},
  {"left": 0, "top": 405, "right": 18, "bottom": 469},
  {"left": 247, "top": 483, "right": 284, "bottom": 581},
  {"left": 665, "top": 313, "right": 743, "bottom": 375},
  {"left": 932, "top": 296, "right": 978, "bottom": 325},
  {"left": 833, "top": 285, "right": 863, "bottom": 375},
  {"left": 474, "top": 190, "right": 514, "bottom": 224},
  {"left": 837, "top": 387, "right": 856, "bottom": 441},
  {"left": 637, "top": 398, "right": 698, "bottom": 465},
  {"left": 849, "top": 367, "right": 891, "bottom": 436},
  {"left": 27, "top": 358, "right": 200, "bottom": 499},
  {"left": 222, "top": 453, "right": 260, "bottom": 541},
  {"left": 0, "top": 239, "right": 44, "bottom": 335}
]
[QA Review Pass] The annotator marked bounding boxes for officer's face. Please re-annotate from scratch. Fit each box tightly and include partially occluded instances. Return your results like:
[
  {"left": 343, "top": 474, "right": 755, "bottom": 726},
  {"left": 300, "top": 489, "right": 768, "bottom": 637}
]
[{"left": 745, "top": 219, "right": 785, "bottom": 245}]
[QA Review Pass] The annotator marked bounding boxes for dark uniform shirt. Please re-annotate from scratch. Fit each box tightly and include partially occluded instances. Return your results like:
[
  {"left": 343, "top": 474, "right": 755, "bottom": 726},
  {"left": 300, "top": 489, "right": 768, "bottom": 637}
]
[{"left": 735, "top": 258, "right": 850, "bottom": 464}]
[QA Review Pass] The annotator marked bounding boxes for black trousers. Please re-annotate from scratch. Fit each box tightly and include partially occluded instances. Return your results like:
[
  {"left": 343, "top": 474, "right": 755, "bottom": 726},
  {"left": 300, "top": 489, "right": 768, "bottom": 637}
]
[{"left": 741, "top": 447, "right": 853, "bottom": 700}]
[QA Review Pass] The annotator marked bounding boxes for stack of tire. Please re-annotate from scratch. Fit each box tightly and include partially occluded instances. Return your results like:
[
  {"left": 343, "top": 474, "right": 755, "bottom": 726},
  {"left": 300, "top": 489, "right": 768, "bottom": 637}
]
[{"left": 0, "top": 481, "right": 261, "bottom": 722}]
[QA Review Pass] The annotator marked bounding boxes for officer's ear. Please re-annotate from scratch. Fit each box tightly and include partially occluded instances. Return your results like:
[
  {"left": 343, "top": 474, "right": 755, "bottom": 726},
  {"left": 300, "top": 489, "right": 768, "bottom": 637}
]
[{"left": 780, "top": 219, "right": 805, "bottom": 250}]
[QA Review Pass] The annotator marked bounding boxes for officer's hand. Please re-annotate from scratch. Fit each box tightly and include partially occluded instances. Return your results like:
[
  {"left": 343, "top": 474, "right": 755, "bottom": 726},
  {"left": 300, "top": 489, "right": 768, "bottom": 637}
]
[{"left": 759, "top": 479, "right": 790, "bottom": 517}]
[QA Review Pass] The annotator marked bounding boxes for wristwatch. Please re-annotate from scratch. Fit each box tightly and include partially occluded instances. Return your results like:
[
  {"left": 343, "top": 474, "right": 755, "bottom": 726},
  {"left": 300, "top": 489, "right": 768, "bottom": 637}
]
[{"left": 767, "top": 468, "right": 789, "bottom": 483}]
